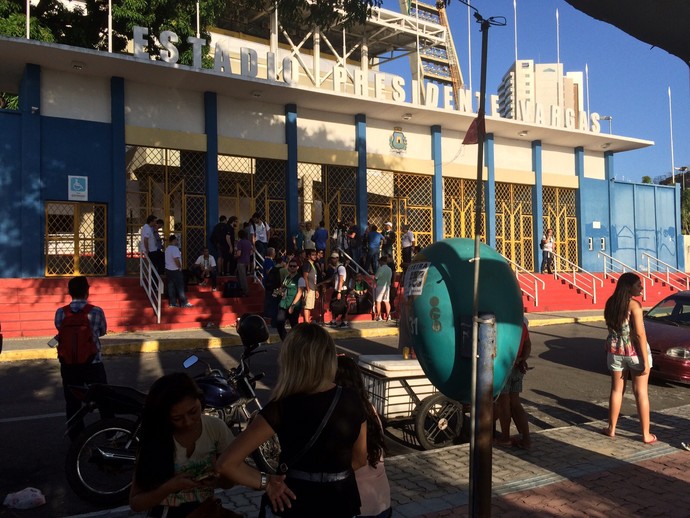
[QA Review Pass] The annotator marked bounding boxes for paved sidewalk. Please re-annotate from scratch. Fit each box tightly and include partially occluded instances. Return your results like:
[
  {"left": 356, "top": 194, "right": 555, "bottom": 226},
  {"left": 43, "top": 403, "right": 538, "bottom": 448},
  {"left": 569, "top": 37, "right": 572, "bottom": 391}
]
[
  {"left": 68, "top": 404, "right": 690, "bottom": 518},
  {"left": 0, "top": 310, "right": 605, "bottom": 362}
]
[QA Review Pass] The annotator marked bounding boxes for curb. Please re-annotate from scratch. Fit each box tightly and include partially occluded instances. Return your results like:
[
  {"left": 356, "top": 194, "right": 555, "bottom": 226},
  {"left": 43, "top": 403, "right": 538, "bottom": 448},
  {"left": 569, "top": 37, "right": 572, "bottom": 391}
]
[
  {"left": 0, "top": 324, "right": 402, "bottom": 363},
  {"left": 0, "top": 317, "right": 603, "bottom": 363}
]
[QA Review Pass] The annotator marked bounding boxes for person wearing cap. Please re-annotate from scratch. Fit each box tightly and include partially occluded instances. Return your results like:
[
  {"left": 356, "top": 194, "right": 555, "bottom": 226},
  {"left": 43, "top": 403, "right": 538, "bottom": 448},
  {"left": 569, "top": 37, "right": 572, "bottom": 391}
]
[
  {"left": 382, "top": 222, "right": 396, "bottom": 259},
  {"left": 327, "top": 252, "right": 349, "bottom": 328}
]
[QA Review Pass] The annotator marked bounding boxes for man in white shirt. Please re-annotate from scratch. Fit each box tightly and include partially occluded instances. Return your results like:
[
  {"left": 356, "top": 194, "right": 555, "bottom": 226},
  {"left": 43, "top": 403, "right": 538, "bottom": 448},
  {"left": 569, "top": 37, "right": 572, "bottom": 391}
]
[
  {"left": 191, "top": 247, "right": 218, "bottom": 291},
  {"left": 165, "top": 235, "right": 193, "bottom": 308},
  {"left": 401, "top": 224, "right": 416, "bottom": 264},
  {"left": 249, "top": 212, "right": 271, "bottom": 258},
  {"left": 141, "top": 214, "right": 164, "bottom": 273}
]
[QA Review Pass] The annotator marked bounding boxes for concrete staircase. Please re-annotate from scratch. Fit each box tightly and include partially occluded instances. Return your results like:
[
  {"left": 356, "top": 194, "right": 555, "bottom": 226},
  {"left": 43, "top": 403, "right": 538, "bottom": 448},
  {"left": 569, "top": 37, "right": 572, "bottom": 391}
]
[
  {"left": 523, "top": 273, "right": 678, "bottom": 313},
  {"left": 0, "top": 276, "right": 264, "bottom": 338}
]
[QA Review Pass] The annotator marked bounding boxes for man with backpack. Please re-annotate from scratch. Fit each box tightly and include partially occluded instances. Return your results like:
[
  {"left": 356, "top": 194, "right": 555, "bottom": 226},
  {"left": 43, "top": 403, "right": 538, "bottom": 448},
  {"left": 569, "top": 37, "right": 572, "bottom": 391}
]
[{"left": 54, "top": 276, "right": 108, "bottom": 440}]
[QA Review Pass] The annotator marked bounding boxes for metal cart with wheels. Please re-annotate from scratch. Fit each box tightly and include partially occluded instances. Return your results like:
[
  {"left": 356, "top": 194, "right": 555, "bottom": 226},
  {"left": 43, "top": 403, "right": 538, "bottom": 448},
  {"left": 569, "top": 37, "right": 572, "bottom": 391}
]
[{"left": 357, "top": 355, "right": 467, "bottom": 450}]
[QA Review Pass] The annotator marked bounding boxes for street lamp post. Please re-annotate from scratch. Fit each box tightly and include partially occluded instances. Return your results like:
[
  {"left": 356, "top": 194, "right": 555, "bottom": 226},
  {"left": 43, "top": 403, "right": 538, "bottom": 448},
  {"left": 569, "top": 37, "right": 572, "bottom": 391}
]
[
  {"left": 600, "top": 115, "right": 612, "bottom": 134},
  {"left": 675, "top": 166, "right": 688, "bottom": 190}
]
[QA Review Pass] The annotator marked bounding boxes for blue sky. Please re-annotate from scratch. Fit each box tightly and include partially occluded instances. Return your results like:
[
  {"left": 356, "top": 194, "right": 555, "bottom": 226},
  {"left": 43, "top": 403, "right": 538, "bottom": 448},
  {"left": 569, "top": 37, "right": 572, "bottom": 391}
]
[{"left": 380, "top": 0, "right": 690, "bottom": 183}]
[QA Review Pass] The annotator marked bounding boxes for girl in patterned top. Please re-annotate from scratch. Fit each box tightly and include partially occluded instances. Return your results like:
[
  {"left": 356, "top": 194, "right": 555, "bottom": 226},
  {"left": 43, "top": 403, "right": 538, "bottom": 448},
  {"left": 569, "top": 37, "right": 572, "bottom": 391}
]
[
  {"left": 129, "top": 373, "right": 237, "bottom": 517},
  {"left": 602, "top": 273, "right": 656, "bottom": 444}
]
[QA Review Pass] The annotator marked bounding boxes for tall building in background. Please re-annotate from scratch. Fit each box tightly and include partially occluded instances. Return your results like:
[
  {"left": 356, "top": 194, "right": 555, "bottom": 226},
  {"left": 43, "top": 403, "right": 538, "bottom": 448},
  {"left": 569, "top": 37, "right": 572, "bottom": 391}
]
[{"left": 497, "top": 59, "right": 583, "bottom": 122}]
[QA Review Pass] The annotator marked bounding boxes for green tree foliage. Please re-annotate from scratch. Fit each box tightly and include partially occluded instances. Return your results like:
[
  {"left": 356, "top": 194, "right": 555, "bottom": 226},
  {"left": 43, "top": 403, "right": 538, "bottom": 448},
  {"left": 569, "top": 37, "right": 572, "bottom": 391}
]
[
  {"left": 682, "top": 188, "right": 690, "bottom": 235},
  {"left": 641, "top": 176, "right": 652, "bottom": 184},
  {"left": 227, "top": 0, "right": 382, "bottom": 31}
]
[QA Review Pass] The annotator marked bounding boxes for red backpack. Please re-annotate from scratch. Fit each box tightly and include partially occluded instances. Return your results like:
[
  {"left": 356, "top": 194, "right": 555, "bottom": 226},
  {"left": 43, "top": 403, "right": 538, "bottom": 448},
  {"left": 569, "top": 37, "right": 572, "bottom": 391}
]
[{"left": 57, "top": 304, "right": 98, "bottom": 365}]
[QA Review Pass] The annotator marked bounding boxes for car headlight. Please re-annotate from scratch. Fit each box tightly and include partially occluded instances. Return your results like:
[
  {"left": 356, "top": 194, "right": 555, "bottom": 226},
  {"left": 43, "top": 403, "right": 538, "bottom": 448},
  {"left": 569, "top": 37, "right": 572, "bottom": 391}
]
[{"left": 666, "top": 347, "right": 690, "bottom": 359}]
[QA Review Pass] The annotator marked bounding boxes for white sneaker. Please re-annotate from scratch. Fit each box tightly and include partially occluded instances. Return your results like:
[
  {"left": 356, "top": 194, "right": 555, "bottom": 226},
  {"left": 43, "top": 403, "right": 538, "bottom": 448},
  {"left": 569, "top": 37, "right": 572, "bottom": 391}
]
[
  {"left": 375, "top": 316, "right": 382, "bottom": 322},
  {"left": 182, "top": 303, "right": 194, "bottom": 308}
]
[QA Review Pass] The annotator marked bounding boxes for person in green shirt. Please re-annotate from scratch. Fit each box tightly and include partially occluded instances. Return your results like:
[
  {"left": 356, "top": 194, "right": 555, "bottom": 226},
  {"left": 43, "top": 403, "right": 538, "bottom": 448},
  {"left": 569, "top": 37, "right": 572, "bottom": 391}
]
[{"left": 275, "top": 260, "right": 306, "bottom": 340}]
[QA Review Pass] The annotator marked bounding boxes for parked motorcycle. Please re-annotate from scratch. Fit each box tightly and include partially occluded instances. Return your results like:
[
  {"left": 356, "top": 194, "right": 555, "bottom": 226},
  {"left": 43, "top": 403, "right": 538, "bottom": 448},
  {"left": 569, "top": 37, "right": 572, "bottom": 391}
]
[{"left": 64, "top": 314, "right": 279, "bottom": 506}]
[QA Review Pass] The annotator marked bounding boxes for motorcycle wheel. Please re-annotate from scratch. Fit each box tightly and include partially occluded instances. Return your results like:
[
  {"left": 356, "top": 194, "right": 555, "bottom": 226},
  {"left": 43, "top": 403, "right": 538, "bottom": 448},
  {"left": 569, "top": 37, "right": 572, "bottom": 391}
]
[
  {"left": 65, "top": 417, "right": 138, "bottom": 506},
  {"left": 231, "top": 411, "right": 281, "bottom": 474}
]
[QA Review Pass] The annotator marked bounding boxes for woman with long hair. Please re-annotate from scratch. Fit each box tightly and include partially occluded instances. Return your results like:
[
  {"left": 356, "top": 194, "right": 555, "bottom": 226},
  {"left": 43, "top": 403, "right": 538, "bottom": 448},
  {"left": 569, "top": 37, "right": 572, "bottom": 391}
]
[
  {"left": 274, "top": 259, "right": 305, "bottom": 340},
  {"left": 129, "top": 372, "right": 237, "bottom": 517},
  {"left": 216, "top": 323, "right": 367, "bottom": 517},
  {"left": 335, "top": 355, "right": 391, "bottom": 518},
  {"left": 602, "top": 272, "right": 655, "bottom": 444}
]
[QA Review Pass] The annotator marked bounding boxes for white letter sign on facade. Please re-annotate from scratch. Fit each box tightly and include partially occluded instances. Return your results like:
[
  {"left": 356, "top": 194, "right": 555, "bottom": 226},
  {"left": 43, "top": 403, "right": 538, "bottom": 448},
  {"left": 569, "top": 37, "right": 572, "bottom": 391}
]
[{"left": 129, "top": 27, "right": 606, "bottom": 135}]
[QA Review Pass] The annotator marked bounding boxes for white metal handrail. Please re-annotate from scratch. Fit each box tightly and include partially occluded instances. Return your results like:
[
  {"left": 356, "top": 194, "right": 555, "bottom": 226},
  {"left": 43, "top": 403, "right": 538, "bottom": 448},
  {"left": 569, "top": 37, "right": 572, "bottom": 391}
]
[
  {"left": 139, "top": 253, "right": 163, "bottom": 324},
  {"left": 641, "top": 252, "right": 690, "bottom": 292},
  {"left": 253, "top": 250, "right": 265, "bottom": 284},
  {"left": 336, "top": 247, "right": 375, "bottom": 280},
  {"left": 552, "top": 251, "right": 603, "bottom": 304},
  {"left": 504, "top": 256, "right": 545, "bottom": 307},
  {"left": 598, "top": 251, "right": 649, "bottom": 301}
]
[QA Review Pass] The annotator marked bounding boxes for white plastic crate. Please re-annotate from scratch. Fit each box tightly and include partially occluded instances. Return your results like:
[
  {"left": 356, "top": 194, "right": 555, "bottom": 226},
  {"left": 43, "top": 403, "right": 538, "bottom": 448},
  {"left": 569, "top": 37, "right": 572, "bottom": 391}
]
[{"left": 358, "top": 355, "right": 437, "bottom": 419}]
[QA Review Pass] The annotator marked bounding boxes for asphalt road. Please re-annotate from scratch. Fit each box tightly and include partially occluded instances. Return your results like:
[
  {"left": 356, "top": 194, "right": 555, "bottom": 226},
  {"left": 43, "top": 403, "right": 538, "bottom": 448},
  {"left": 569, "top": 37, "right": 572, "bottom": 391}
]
[{"left": 1, "top": 322, "right": 688, "bottom": 518}]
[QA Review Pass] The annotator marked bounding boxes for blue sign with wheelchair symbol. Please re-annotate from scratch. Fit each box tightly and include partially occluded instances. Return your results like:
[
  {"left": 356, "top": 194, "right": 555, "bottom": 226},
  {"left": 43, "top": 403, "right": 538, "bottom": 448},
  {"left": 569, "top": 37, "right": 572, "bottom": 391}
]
[{"left": 68, "top": 175, "right": 88, "bottom": 200}]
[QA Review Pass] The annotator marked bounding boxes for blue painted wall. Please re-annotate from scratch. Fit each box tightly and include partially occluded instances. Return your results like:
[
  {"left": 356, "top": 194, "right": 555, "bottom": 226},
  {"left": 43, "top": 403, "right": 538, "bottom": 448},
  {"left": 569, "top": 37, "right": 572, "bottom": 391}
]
[
  {"left": 578, "top": 177, "right": 611, "bottom": 272},
  {"left": 41, "top": 117, "right": 112, "bottom": 203},
  {"left": 0, "top": 111, "right": 24, "bottom": 277}
]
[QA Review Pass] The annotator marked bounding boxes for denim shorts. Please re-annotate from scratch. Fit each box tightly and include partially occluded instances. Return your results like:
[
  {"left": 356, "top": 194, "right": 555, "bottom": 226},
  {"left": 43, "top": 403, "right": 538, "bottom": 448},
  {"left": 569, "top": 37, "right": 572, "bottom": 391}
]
[{"left": 607, "top": 344, "right": 653, "bottom": 372}]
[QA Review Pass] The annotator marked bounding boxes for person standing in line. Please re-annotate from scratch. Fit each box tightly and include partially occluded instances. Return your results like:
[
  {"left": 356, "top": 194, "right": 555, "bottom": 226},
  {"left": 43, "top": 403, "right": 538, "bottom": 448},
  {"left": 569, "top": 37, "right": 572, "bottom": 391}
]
[
  {"left": 141, "top": 214, "right": 164, "bottom": 273},
  {"left": 400, "top": 224, "right": 415, "bottom": 265},
  {"left": 335, "top": 355, "right": 392, "bottom": 518},
  {"left": 165, "top": 235, "right": 193, "bottom": 308},
  {"left": 327, "top": 252, "right": 350, "bottom": 328},
  {"left": 235, "top": 229, "right": 254, "bottom": 297},
  {"left": 365, "top": 225, "right": 383, "bottom": 275},
  {"left": 381, "top": 222, "right": 395, "bottom": 259},
  {"left": 274, "top": 259, "right": 305, "bottom": 340},
  {"left": 302, "top": 221, "right": 315, "bottom": 251},
  {"left": 54, "top": 276, "right": 109, "bottom": 441},
  {"left": 373, "top": 257, "right": 392, "bottom": 322},
  {"left": 495, "top": 318, "right": 532, "bottom": 450},
  {"left": 249, "top": 213, "right": 271, "bottom": 259},
  {"left": 602, "top": 272, "right": 656, "bottom": 444},
  {"left": 225, "top": 216, "right": 239, "bottom": 276},
  {"left": 301, "top": 248, "right": 319, "bottom": 324},
  {"left": 312, "top": 220, "right": 329, "bottom": 254},
  {"left": 539, "top": 228, "right": 555, "bottom": 274},
  {"left": 210, "top": 215, "right": 228, "bottom": 277}
]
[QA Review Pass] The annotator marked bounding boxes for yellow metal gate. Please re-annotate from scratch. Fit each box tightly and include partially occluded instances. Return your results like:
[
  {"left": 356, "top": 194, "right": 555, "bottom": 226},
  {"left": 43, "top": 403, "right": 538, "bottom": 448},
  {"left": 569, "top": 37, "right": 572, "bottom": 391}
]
[
  {"left": 45, "top": 201, "right": 107, "bottom": 276},
  {"left": 495, "top": 182, "right": 534, "bottom": 270},
  {"left": 442, "top": 177, "right": 486, "bottom": 241},
  {"left": 125, "top": 146, "right": 206, "bottom": 272},
  {"left": 542, "top": 186, "right": 578, "bottom": 265}
]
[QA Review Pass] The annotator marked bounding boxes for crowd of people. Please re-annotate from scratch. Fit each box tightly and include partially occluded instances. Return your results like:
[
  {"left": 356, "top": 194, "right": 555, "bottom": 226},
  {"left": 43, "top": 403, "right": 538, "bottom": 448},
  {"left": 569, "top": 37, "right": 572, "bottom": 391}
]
[{"left": 53, "top": 230, "right": 666, "bottom": 517}]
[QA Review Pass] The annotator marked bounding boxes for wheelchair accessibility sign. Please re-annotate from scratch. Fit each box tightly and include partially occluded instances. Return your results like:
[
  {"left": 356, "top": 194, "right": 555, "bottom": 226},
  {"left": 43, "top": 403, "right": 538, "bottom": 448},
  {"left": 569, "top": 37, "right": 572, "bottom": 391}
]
[{"left": 68, "top": 175, "right": 88, "bottom": 201}]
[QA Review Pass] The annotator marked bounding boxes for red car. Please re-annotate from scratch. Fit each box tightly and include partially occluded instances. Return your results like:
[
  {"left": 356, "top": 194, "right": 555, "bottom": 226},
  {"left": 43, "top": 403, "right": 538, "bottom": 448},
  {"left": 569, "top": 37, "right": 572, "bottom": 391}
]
[{"left": 646, "top": 291, "right": 690, "bottom": 385}]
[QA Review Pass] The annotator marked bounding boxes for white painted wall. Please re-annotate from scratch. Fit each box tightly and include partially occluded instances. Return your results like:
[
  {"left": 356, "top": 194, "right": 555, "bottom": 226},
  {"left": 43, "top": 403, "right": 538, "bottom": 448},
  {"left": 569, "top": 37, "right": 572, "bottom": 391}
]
[
  {"left": 542, "top": 144, "right": 575, "bottom": 176},
  {"left": 297, "top": 108, "right": 355, "bottom": 150},
  {"left": 218, "top": 96, "right": 285, "bottom": 143},
  {"left": 583, "top": 152, "right": 606, "bottom": 180},
  {"left": 125, "top": 81, "right": 204, "bottom": 133},
  {"left": 41, "top": 70, "right": 111, "bottom": 123},
  {"left": 494, "top": 138, "right": 533, "bottom": 171}
]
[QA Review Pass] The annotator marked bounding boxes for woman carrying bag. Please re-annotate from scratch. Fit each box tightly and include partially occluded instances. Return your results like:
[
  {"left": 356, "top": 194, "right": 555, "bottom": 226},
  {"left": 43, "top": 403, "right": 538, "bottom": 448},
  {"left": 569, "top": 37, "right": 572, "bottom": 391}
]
[
  {"left": 274, "top": 259, "right": 305, "bottom": 341},
  {"left": 216, "top": 323, "right": 368, "bottom": 518}
]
